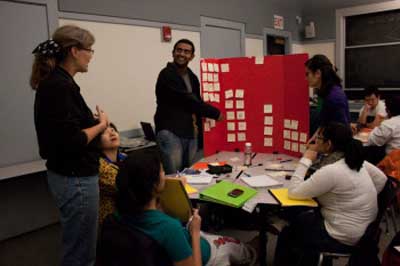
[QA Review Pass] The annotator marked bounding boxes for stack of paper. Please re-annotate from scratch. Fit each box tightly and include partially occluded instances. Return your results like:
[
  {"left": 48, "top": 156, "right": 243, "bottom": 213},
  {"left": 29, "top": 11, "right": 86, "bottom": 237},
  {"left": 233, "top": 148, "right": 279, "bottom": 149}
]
[
  {"left": 200, "top": 180, "right": 257, "bottom": 208},
  {"left": 185, "top": 174, "right": 213, "bottom": 184},
  {"left": 240, "top": 175, "right": 283, "bottom": 188}
]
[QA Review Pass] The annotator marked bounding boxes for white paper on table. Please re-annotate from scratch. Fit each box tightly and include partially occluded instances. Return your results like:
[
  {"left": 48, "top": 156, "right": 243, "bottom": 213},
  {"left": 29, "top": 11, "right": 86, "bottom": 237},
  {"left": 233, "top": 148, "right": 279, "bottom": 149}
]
[
  {"left": 299, "top": 144, "right": 307, "bottom": 153},
  {"left": 236, "top": 100, "right": 244, "bottom": 109},
  {"left": 237, "top": 132, "right": 246, "bottom": 141},
  {"left": 255, "top": 56, "right": 264, "bottom": 65},
  {"left": 237, "top": 111, "right": 245, "bottom": 120},
  {"left": 214, "top": 83, "right": 220, "bottom": 92},
  {"left": 291, "top": 120, "right": 299, "bottom": 130},
  {"left": 225, "top": 89, "right": 234, "bottom": 99},
  {"left": 221, "top": 64, "right": 229, "bottom": 72},
  {"left": 291, "top": 131, "right": 299, "bottom": 141},
  {"left": 227, "top": 133, "right": 236, "bottom": 142},
  {"left": 204, "top": 122, "right": 210, "bottom": 132},
  {"left": 284, "top": 140, "right": 291, "bottom": 150},
  {"left": 227, "top": 111, "right": 235, "bottom": 120},
  {"left": 264, "top": 104, "right": 273, "bottom": 114},
  {"left": 227, "top": 122, "right": 235, "bottom": 131},
  {"left": 203, "top": 93, "right": 209, "bottom": 102},
  {"left": 202, "top": 73, "right": 208, "bottom": 82},
  {"left": 225, "top": 100, "right": 233, "bottom": 109},
  {"left": 283, "top": 130, "right": 290, "bottom": 139},
  {"left": 264, "top": 137, "right": 273, "bottom": 147},
  {"left": 264, "top": 116, "right": 273, "bottom": 125},
  {"left": 291, "top": 142, "right": 299, "bottom": 152},
  {"left": 266, "top": 171, "right": 288, "bottom": 177},
  {"left": 299, "top": 133, "right": 307, "bottom": 143},
  {"left": 201, "top": 62, "right": 207, "bottom": 72},
  {"left": 207, "top": 73, "right": 213, "bottom": 82},
  {"left": 264, "top": 126, "right": 273, "bottom": 135},
  {"left": 235, "top": 89, "right": 244, "bottom": 98},
  {"left": 207, "top": 63, "right": 214, "bottom": 72},
  {"left": 214, "top": 63, "right": 219, "bottom": 72},
  {"left": 284, "top": 119, "right": 291, "bottom": 129},
  {"left": 209, "top": 119, "right": 216, "bottom": 128},
  {"left": 241, "top": 175, "right": 282, "bottom": 188},
  {"left": 213, "top": 74, "right": 219, "bottom": 82},
  {"left": 186, "top": 174, "right": 213, "bottom": 184}
]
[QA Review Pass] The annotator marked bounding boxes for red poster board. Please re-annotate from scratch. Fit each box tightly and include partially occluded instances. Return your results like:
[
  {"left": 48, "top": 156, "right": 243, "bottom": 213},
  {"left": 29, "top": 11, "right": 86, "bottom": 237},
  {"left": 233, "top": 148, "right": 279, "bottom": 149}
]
[{"left": 200, "top": 54, "right": 309, "bottom": 157}]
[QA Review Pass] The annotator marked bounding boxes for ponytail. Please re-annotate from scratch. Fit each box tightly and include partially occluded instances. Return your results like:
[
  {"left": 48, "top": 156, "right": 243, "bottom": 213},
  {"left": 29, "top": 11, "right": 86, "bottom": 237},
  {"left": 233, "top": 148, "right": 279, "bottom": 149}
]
[
  {"left": 344, "top": 139, "right": 365, "bottom": 171},
  {"left": 30, "top": 55, "right": 56, "bottom": 89}
]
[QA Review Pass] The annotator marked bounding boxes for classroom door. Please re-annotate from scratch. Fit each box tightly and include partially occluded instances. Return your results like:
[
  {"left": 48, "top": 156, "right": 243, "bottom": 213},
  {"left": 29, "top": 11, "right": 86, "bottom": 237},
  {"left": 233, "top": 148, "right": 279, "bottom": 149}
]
[
  {"left": 263, "top": 28, "right": 292, "bottom": 55},
  {"left": 200, "top": 16, "right": 245, "bottom": 58}
]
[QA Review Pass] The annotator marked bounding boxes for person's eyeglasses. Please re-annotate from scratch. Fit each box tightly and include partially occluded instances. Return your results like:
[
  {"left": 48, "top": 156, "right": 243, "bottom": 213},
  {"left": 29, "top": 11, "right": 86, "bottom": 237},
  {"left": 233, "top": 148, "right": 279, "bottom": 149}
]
[
  {"left": 80, "top": 48, "right": 95, "bottom": 54},
  {"left": 316, "top": 135, "right": 325, "bottom": 141}
]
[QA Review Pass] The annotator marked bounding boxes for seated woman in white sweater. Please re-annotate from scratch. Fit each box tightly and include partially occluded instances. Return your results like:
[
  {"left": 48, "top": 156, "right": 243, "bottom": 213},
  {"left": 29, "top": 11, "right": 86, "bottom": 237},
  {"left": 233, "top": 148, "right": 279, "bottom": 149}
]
[{"left": 274, "top": 122, "right": 387, "bottom": 266}]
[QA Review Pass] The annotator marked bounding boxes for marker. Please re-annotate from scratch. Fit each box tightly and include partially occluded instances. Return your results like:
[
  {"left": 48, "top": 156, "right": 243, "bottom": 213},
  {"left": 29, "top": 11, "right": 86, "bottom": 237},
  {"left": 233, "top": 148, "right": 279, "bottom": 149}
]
[
  {"left": 280, "top": 159, "right": 293, "bottom": 163},
  {"left": 243, "top": 172, "right": 251, "bottom": 177}
]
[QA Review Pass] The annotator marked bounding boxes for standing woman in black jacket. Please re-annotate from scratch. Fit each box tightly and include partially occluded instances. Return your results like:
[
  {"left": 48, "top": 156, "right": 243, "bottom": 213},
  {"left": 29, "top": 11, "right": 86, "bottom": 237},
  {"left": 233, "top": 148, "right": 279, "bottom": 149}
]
[{"left": 31, "top": 25, "right": 108, "bottom": 266}]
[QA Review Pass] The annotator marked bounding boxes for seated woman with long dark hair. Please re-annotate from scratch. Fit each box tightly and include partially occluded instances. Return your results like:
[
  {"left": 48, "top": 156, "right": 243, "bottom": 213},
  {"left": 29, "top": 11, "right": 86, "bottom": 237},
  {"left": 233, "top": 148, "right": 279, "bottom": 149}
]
[
  {"left": 114, "top": 149, "right": 256, "bottom": 266},
  {"left": 274, "top": 123, "right": 387, "bottom": 266}
]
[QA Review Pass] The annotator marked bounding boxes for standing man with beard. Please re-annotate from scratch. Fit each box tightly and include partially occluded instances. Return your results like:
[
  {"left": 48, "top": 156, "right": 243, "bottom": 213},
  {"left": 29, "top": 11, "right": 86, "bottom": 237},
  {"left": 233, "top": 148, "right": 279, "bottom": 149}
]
[{"left": 154, "top": 39, "right": 222, "bottom": 174}]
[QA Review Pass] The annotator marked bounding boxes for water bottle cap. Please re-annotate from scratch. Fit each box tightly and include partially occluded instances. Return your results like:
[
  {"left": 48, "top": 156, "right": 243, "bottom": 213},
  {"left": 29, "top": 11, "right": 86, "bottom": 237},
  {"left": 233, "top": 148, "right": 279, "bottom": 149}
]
[{"left": 245, "top": 142, "right": 252, "bottom": 147}]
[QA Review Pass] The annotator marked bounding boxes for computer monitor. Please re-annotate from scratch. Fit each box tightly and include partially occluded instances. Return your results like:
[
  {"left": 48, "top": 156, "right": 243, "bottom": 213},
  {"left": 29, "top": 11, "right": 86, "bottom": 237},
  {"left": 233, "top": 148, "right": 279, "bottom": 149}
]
[{"left": 140, "top": 122, "right": 156, "bottom": 141}]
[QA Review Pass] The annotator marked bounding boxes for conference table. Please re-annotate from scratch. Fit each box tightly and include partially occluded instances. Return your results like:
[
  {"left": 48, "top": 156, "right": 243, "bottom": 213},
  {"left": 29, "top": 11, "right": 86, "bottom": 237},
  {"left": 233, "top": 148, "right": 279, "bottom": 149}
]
[{"left": 188, "top": 151, "right": 301, "bottom": 266}]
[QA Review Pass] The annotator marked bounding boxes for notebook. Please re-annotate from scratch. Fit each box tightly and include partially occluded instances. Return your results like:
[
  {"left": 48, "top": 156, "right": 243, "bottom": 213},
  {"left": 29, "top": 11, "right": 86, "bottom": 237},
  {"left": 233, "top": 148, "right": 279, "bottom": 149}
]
[
  {"left": 200, "top": 180, "right": 257, "bottom": 208},
  {"left": 159, "top": 178, "right": 192, "bottom": 222},
  {"left": 269, "top": 188, "right": 318, "bottom": 207},
  {"left": 140, "top": 121, "right": 156, "bottom": 141},
  {"left": 241, "top": 175, "right": 283, "bottom": 188}
]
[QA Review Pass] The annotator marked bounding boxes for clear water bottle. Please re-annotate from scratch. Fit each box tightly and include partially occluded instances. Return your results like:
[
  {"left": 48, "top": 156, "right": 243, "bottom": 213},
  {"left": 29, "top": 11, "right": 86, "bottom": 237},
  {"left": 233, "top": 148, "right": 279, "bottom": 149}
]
[{"left": 244, "top": 142, "right": 252, "bottom": 166}]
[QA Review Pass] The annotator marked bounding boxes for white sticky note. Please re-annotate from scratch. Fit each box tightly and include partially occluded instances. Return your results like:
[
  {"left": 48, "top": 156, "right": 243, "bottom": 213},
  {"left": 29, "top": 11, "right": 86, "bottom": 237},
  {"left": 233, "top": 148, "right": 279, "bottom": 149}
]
[
  {"left": 227, "top": 133, "right": 236, "bottom": 142},
  {"left": 203, "top": 93, "right": 209, "bottom": 102},
  {"left": 202, "top": 73, "right": 208, "bottom": 82},
  {"left": 227, "top": 111, "right": 235, "bottom": 120},
  {"left": 227, "top": 122, "right": 235, "bottom": 131},
  {"left": 209, "top": 119, "right": 216, "bottom": 128},
  {"left": 255, "top": 56, "right": 264, "bottom": 65},
  {"left": 300, "top": 133, "right": 307, "bottom": 143},
  {"left": 238, "top": 122, "right": 247, "bottom": 131},
  {"left": 213, "top": 74, "right": 219, "bottom": 82},
  {"left": 283, "top": 130, "right": 290, "bottom": 139},
  {"left": 214, "top": 94, "right": 220, "bottom": 103},
  {"left": 237, "top": 111, "right": 245, "bottom": 120},
  {"left": 237, "top": 132, "right": 246, "bottom": 142},
  {"left": 202, "top": 83, "right": 208, "bottom": 92},
  {"left": 214, "top": 83, "right": 220, "bottom": 92},
  {"left": 264, "top": 126, "right": 273, "bottom": 135},
  {"left": 291, "top": 131, "right": 299, "bottom": 141},
  {"left": 292, "top": 120, "right": 299, "bottom": 130},
  {"left": 284, "top": 140, "right": 291, "bottom": 150},
  {"left": 225, "top": 89, "right": 234, "bottom": 99},
  {"left": 236, "top": 100, "right": 244, "bottom": 109},
  {"left": 201, "top": 62, "right": 207, "bottom": 72},
  {"left": 284, "top": 119, "right": 291, "bottom": 129},
  {"left": 264, "top": 104, "right": 273, "bottom": 114},
  {"left": 299, "top": 144, "right": 307, "bottom": 153},
  {"left": 225, "top": 100, "right": 233, "bottom": 109},
  {"left": 264, "top": 116, "right": 273, "bottom": 125},
  {"left": 214, "top": 63, "right": 219, "bottom": 72},
  {"left": 264, "top": 137, "right": 273, "bottom": 147},
  {"left": 207, "top": 73, "right": 213, "bottom": 82},
  {"left": 208, "top": 63, "right": 214, "bottom": 72},
  {"left": 204, "top": 122, "right": 210, "bottom": 132},
  {"left": 235, "top": 89, "right": 244, "bottom": 98},
  {"left": 208, "top": 83, "right": 214, "bottom": 92},
  {"left": 291, "top": 142, "right": 299, "bottom": 152},
  {"left": 221, "top": 64, "right": 229, "bottom": 72}
]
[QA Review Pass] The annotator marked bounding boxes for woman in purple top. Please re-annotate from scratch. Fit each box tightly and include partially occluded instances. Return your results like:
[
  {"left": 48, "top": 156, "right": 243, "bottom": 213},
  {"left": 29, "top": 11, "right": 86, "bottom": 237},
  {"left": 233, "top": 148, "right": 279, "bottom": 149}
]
[{"left": 305, "top": 55, "right": 350, "bottom": 142}]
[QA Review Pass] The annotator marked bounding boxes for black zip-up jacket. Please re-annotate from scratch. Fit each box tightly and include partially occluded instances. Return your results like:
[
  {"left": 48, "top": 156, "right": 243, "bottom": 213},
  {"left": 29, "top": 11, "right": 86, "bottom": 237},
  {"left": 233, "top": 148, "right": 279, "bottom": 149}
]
[
  {"left": 34, "top": 66, "right": 100, "bottom": 176},
  {"left": 154, "top": 62, "right": 220, "bottom": 140}
]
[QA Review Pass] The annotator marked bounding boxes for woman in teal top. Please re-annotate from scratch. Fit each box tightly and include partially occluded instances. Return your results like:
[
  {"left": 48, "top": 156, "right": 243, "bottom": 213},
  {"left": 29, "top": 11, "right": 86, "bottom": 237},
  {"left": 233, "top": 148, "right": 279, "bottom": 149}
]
[{"left": 115, "top": 149, "right": 256, "bottom": 266}]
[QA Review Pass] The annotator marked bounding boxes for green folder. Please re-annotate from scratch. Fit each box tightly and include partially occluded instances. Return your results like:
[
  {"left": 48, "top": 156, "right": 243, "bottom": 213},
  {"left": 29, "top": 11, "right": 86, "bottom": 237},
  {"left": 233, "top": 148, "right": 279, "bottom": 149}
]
[{"left": 200, "top": 180, "right": 257, "bottom": 208}]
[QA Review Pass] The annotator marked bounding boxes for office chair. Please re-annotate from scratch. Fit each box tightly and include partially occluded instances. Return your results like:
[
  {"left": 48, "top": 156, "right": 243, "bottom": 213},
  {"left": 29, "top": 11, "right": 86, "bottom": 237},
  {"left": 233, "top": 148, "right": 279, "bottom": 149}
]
[
  {"left": 318, "top": 176, "right": 400, "bottom": 266},
  {"left": 97, "top": 214, "right": 173, "bottom": 266}
]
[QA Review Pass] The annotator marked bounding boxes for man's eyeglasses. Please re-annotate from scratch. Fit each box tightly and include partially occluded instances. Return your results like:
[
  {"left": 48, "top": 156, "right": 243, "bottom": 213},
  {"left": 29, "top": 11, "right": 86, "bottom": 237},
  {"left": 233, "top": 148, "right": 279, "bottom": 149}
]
[{"left": 80, "top": 48, "right": 95, "bottom": 54}]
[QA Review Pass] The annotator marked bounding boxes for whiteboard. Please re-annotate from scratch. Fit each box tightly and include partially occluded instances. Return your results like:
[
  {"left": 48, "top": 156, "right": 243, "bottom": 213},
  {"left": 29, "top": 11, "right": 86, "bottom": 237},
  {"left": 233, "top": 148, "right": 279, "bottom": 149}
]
[{"left": 60, "top": 19, "right": 201, "bottom": 131}]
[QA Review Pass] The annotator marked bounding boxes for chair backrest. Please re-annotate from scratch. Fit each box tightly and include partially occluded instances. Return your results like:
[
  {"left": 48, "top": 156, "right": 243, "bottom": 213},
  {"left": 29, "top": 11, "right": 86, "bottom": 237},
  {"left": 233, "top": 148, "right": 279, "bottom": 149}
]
[{"left": 98, "top": 214, "right": 173, "bottom": 266}]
